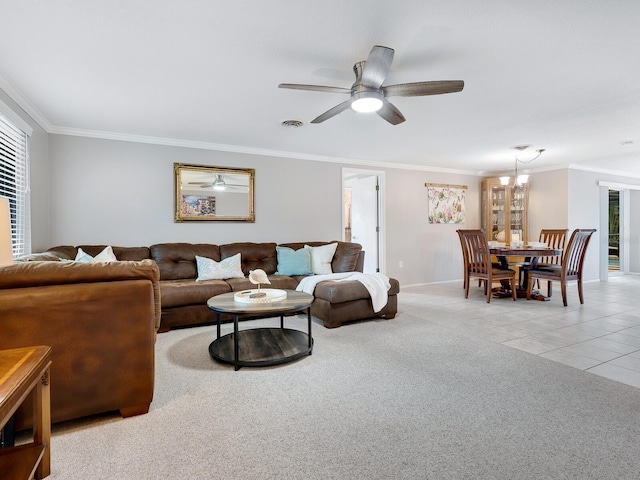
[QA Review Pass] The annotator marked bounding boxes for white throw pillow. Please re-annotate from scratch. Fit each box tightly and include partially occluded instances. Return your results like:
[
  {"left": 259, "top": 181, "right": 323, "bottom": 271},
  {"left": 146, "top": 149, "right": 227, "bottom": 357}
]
[
  {"left": 304, "top": 243, "right": 338, "bottom": 275},
  {"left": 195, "top": 253, "right": 245, "bottom": 281},
  {"left": 74, "top": 246, "right": 117, "bottom": 263},
  {"left": 74, "top": 248, "right": 94, "bottom": 263}
]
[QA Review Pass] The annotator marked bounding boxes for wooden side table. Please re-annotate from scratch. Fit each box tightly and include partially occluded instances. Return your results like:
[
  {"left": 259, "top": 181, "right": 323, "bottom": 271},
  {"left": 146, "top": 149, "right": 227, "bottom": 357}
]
[{"left": 0, "top": 346, "right": 52, "bottom": 479}]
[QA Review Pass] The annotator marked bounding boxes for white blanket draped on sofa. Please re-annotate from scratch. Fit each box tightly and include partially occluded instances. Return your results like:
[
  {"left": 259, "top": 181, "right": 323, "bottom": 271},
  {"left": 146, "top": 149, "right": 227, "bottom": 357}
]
[{"left": 296, "top": 272, "right": 391, "bottom": 313}]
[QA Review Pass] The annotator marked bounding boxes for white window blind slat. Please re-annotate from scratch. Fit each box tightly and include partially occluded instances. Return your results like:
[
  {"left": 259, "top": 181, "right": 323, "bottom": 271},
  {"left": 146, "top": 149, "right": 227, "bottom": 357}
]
[{"left": 0, "top": 111, "right": 30, "bottom": 258}]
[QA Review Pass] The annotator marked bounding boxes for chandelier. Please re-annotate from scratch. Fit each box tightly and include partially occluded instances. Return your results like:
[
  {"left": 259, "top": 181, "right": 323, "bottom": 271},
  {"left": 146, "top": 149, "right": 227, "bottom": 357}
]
[{"left": 500, "top": 145, "right": 545, "bottom": 186}]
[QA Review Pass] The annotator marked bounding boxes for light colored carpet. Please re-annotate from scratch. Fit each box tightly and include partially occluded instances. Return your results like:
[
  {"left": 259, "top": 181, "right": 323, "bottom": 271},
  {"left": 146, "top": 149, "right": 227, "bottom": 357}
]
[{"left": 47, "top": 311, "right": 640, "bottom": 479}]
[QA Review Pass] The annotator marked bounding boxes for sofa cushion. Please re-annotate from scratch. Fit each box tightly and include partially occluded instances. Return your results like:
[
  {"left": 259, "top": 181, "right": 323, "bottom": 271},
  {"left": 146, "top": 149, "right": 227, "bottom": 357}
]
[
  {"left": 279, "top": 241, "right": 362, "bottom": 273},
  {"left": 313, "top": 277, "right": 401, "bottom": 304},
  {"left": 220, "top": 242, "right": 277, "bottom": 275},
  {"left": 313, "top": 280, "right": 371, "bottom": 303},
  {"left": 36, "top": 245, "right": 151, "bottom": 262},
  {"left": 195, "top": 254, "right": 244, "bottom": 281},
  {"left": 159, "top": 278, "right": 231, "bottom": 308},
  {"left": 75, "top": 246, "right": 118, "bottom": 262},
  {"left": 275, "top": 246, "right": 313, "bottom": 276},
  {"left": 150, "top": 243, "right": 220, "bottom": 280},
  {"left": 75, "top": 245, "right": 151, "bottom": 261},
  {"left": 304, "top": 243, "right": 338, "bottom": 274}
]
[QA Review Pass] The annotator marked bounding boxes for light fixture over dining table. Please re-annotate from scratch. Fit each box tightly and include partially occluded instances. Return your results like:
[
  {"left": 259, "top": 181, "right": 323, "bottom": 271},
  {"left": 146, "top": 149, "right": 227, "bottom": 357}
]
[{"left": 500, "top": 145, "right": 545, "bottom": 186}]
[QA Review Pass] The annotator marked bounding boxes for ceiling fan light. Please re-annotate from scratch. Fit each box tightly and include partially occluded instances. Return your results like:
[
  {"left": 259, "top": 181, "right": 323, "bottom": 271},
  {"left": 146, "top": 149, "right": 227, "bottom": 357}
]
[
  {"left": 213, "top": 175, "right": 226, "bottom": 191},
  {"left": 351, "top": 91, "right": 383, "bottom": 113}
]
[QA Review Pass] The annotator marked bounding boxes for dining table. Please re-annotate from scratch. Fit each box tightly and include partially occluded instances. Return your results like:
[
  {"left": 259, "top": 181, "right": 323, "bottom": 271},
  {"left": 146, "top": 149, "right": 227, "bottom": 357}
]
[{"left": 489, "top": 244, "right": 563, "bottom": 300}]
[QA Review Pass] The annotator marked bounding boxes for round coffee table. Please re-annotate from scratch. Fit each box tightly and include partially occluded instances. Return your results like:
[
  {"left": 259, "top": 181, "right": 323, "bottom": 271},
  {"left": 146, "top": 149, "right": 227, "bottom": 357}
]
[{"left": 207, "top": 290, "right": 314, "bottom": 370}]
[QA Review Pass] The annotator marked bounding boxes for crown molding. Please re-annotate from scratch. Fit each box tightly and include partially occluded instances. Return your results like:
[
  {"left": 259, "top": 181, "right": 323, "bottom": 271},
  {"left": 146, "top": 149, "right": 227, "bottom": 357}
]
[
  {"left": 49, "top": 125, "right": 482, "bottom": 176},
  {"left": 2, "top": 77, "right": 639, "bottom": 179},
  {"left": 566, "top": 162, "right": 640, "bottom": 179},
  {"left": 0, "top": 74, "right": 52, "bottom": 132}
]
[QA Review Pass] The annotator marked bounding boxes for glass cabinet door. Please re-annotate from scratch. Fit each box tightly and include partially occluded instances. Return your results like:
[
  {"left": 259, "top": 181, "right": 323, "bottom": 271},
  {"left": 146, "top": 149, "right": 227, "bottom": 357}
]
[
  {"left": 510, "top": 188, "right": 526, "bottom": 244},
  {"left": 481, "top": 178, "right": 528, "bottom": 245}
]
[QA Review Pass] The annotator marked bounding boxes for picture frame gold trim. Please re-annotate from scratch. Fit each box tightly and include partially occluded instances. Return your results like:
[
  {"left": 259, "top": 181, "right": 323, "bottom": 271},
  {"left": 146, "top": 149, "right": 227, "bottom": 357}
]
[{"left": 174, "top": 163, "right": 255, "bottom": 222}]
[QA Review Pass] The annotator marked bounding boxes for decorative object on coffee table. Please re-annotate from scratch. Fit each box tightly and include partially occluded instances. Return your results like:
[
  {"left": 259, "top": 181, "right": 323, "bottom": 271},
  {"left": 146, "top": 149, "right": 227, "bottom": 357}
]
[{"left": 234, "top": 269, "right": 288, "bottom": 303}]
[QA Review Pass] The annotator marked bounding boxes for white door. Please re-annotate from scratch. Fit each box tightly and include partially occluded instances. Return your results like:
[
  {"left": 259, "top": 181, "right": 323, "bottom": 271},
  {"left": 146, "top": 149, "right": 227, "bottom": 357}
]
[{"left": 343, "top": 169, "right": 384, "bottom": 274}]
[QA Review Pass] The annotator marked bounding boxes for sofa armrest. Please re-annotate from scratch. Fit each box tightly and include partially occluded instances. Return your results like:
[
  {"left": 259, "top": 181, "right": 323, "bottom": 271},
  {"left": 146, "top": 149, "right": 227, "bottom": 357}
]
[{"left": 0, "top": 259, "right": 162, "bottom": 331}]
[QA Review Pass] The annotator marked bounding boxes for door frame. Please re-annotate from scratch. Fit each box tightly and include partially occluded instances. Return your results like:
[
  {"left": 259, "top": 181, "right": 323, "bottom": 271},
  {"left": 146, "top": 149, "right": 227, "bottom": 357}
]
[
  {"left": 599, "top": 181, "right": 638, "bottom": 279},
  {"left": 342, "top": 168, "right": 386, "bottom": 274}
]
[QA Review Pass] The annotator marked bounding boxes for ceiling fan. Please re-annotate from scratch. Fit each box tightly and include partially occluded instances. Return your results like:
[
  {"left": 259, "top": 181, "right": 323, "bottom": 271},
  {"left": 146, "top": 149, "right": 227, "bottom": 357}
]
[
  {"left": 188, "top": 175, "right": 247, "bottom": 192},
  {"left": 279, "top": 45, "right": 464, "bottom": 125}
]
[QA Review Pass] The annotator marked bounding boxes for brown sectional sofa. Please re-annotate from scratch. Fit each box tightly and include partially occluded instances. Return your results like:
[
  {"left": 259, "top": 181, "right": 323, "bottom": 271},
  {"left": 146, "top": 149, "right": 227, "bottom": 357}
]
[
  {"left": 0, "top": 259, "right": 160, "bottom": 429},
  {"left": 2, "top": 240, "right": 398, "bottom": 428},
  {"left": 31, "top": 241, "right": 399, "bottom": 330}
]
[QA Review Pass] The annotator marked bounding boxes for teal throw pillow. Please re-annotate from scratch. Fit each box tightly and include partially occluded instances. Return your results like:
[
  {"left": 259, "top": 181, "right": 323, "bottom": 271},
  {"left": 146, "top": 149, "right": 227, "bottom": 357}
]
[{"left": 276, "top": 246, "right": 313, "bottom": 276}]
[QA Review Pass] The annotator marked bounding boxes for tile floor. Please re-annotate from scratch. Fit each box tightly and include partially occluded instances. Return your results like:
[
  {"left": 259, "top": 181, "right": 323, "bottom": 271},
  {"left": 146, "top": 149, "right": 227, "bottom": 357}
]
[{"left": 399, "top": 274, "right": 640, "bottom": 389}]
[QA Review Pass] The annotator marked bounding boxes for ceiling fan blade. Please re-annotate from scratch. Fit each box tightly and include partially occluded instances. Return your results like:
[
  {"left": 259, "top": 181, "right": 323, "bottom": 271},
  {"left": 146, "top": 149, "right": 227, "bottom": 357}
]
[
  {"left": 383, "top": 80, "right": 464, "bottom": 98},
  {"left": 377, "top": 100, "right": 406, "bottom": 125},
  {"left": 310, "top": 99, "right": 353, "bottom": 124},
  {"left": 361, "top": 45, "right": 394, "bottom": 88},
  {"left": 278, "top": 83, "right": 351, "bottom": 95}
]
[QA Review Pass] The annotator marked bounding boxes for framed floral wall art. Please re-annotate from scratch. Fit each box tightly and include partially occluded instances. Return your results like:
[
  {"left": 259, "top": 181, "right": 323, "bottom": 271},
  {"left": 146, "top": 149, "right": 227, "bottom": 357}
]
[{"left": 426, "top": 183, "right": 467, "bottom": 224}]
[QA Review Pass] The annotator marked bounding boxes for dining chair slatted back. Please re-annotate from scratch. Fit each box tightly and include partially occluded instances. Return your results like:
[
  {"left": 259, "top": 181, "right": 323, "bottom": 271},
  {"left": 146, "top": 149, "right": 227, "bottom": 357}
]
[
  {"left": 532, "top": 228, "right": 569, "bottom": 294},
  {"left": 457, "top": 229, "right": 517, "bottom": 303},
  {"left": 457, "top": 229, "right": 470, "bottom": 290},
  {"left": 537, "top": 229, "right": 568, "bottom": 265},
  {"left": 526, "top": 228, "right": 596, "bottom": 306}
]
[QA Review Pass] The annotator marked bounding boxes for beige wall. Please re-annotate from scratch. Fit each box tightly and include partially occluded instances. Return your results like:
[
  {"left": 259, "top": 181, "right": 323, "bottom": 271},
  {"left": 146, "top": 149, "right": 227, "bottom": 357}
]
[
  {"left": 46, "top": 135, "right": 483, "bottom": 286},
  {"left": 528, "top": 169, "right": 569, "bottom": 238}
]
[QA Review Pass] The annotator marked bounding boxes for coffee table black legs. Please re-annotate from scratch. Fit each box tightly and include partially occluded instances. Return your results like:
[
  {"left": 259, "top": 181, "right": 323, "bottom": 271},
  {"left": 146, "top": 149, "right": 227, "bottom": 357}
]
[{"left": 210, "top": 307, "right": 313, "bottom": 370}]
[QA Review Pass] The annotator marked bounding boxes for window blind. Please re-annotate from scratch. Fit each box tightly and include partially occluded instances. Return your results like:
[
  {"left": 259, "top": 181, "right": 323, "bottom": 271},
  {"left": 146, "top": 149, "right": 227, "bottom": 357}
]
[{"left": 0, "top": 112, "right": 30, "bottom": 258}]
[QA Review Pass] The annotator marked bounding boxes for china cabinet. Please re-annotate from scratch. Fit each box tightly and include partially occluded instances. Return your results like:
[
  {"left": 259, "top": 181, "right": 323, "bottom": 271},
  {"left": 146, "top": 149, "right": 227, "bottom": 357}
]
[{"left": 481, "top": 177, "right": 528, "bottom": 245}]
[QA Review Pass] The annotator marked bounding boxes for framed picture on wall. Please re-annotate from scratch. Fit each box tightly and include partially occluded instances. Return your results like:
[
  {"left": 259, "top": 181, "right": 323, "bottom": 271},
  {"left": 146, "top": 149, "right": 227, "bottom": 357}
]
[
  {"left": 425, "top": 183, "right": 467, "bottom": 224},
  {"left": 174, "top": 163, "right": 255, "bottom": 222},
  {"left": 181, "top": 194, "right": 216, "bottom": 216}
]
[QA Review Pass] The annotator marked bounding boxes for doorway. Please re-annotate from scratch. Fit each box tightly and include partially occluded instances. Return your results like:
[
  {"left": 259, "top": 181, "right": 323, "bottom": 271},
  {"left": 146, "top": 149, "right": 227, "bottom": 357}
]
[
  {"left": 342, "top": 168, "right": 385, "bottom": 274},
  {"left": 608, "top": 189, "right": 620, "bottom": 273}
]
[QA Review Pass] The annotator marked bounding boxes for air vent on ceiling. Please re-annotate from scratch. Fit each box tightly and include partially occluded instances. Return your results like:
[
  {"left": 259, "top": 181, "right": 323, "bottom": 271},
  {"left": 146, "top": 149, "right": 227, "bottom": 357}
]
[{"left": 281, "top": 120, "right": 304, "bottom": 128}]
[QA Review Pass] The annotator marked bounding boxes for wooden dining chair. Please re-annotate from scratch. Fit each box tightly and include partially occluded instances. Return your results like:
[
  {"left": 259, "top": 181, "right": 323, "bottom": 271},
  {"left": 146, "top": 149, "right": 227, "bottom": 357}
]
[
  {"left": 526, "top": 229, "right": 596, "bottom": 306},
  {"left": 457, "top": 229, "right": 517, "bottom": 303},
  {"left": 519, "top": 228, "right": 569, "bottom": 291},
  {"left": 456, "top": 229, "right": 470, "bottom": 290}
]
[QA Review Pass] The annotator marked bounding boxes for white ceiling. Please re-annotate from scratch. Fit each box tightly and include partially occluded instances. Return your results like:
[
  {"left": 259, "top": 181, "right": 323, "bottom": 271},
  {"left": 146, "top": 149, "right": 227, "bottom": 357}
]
[{"left": 1, "top": 0, "right": 639, "bottom": 176}]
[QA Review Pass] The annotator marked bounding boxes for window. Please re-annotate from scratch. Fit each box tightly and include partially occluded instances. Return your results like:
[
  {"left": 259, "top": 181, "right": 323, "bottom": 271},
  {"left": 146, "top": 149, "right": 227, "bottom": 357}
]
[{"left": 0, "top": 110, "right": 30, "bottom": 258}]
